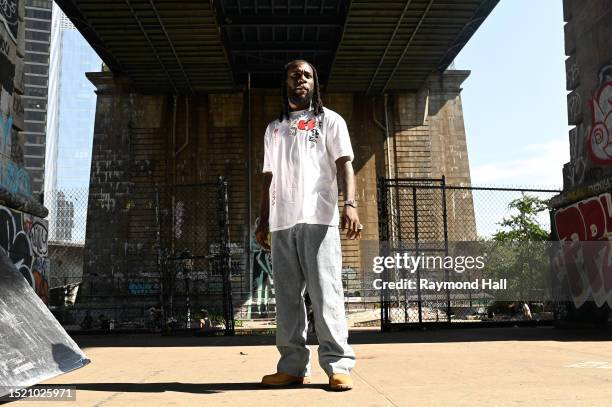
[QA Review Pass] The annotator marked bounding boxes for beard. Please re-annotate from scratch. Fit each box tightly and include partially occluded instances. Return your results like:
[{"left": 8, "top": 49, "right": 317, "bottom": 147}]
[{"left": 288, "top": 88, "right": 313, "bottom": 108}]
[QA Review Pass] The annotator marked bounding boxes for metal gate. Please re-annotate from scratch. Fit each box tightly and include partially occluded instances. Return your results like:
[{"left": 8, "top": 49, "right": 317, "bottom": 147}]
[
  {"left": 377, "top": 177, "right": 450, "bottom": 330},
  {"left": 155, "top": 178, "right": 234, "bottom": 335},
  {"left": 377, "top": 177, "right": 562, "bottom": 330}
]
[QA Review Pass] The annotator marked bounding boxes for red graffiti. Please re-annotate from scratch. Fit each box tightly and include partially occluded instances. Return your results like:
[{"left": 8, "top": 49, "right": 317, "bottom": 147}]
[
  {"left": 553, "top": 192, "right": 612, "bottom": 307},
  {"left": 556, "top": 193, "right": 612, "bottom": 241},
  {"left": 33, "top": 270, "right": 49, "bottom": 305}
]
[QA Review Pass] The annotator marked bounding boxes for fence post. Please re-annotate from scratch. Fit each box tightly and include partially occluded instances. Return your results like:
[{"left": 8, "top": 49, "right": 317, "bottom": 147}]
[
  {"left": 377, "top": 177, "right": 391, "bottom": 332},
  {"left": 549, "top": 207, "right": 562, "bottom": 322},
  {"left": 412, "top": 186, "right": 422, "bottom": 325},
  {"left": 441, "top": 175, "right": 451, "bottom": 323},
  {"left": 154, "top": 185, "right": 167, "bottom": 330},
  {"left": 217, "top": 176, "right": 235, "bottom": 335}
]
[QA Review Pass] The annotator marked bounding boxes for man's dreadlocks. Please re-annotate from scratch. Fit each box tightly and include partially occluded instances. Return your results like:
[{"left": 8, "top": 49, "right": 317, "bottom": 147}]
[{"left": 278, "top": 59, "right": 324, "bottom": 123}]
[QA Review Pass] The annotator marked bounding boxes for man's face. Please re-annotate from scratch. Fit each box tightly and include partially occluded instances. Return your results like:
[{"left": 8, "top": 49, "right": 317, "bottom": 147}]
[{"left": 286, "top": 62, "right": 314, "bottom": 109}]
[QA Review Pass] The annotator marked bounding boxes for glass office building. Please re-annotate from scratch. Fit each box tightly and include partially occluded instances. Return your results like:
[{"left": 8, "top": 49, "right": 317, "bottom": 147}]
[{"left": 44, "top": 3, "right": 100, "bottom": 243}]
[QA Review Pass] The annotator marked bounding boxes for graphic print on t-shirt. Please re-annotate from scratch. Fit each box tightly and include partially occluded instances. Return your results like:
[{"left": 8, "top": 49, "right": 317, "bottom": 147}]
[{"left": 290, "top": 114, "right": 320, "bottom": 147}]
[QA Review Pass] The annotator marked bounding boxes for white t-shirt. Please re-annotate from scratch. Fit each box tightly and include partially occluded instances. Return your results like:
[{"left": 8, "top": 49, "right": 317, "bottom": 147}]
[{"left": 263, "top": 107, "right": 354, "bottom": 232}]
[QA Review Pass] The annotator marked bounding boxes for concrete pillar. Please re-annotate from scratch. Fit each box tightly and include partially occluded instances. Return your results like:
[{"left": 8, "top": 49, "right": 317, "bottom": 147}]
[
  {"left": 83, "top": 73, "right": 167, "bottom": 311},
  {"left": 550, "top": 0, "right": 612, "bottom": 322},
  {"left": 82, "top": 73, "right": 134, "bottom": 300},
  {"left": 389, "top": 71, "right": 477, "bottom": 242}
]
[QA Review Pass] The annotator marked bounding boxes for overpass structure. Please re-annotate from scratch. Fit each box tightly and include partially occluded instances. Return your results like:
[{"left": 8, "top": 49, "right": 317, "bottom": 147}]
[
  {"left": 52, "top": 0, "right": 497, "bottom": 322},
  {"left": 56, "top": 0, "right": 497, "bottom": 92}
]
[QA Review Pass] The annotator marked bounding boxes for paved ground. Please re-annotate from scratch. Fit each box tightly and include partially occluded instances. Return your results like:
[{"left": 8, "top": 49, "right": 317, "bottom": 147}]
[{"left": 11, "top": 327, "right": 612, "bottom": 406}]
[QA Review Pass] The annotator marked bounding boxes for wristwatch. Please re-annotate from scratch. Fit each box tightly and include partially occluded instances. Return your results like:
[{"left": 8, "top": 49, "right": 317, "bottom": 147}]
[{"left": 345, "top": 199, "right": 357, "bottom": 208}]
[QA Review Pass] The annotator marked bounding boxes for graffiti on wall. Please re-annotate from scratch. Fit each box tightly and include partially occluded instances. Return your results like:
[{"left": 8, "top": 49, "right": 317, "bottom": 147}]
[
  {"left": 552, "top": 192, "right": 612, "bottom": 308},
  {"left": 127, "top": 280, "right": 160, "bottom": 295},
  {"left": 250, "top": 221, "right": 274, "bottom": 316},
  {"left": 0, "top": 0, "right": 18, "bottom": 43},
  {"left": 0, "top": 113, "right": 11, "bottom": 153},
  {"left": 586, "top": 65, "right": 612, "bottom": 165},
  {"left": 565, "top": 63, "right": 612, "bottom": 187},
  {"left": 567, "top": 91, "right": 583, "bottom": 125},
  {"left": 0, "top": 205, "right": 49, "bottom": 304},
  {"left": 1, "top": 159, "right": 31, "bottom": 195},
  {"left": 0, "top": 2, "right": 32, "bottom": 198},
  {"left": 0, "top": 40, "right": 14, "bottom": 94}
]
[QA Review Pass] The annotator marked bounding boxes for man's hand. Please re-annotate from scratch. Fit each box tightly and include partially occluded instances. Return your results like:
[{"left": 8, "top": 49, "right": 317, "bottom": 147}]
[
  {"left": 341, "top": 205, "right": 361, "bottom": 240},
  {"left": 255, "top": 219, "right": 271, "bottom": 251}
]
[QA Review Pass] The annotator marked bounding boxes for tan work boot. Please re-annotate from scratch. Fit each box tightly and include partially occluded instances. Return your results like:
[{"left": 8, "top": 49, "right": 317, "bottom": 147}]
[
  {"left": 261, "top": 372, "right": 310, "bottom": 387},
  {"left": 329, "top": 373, "right": 353, "bottom": 391}
]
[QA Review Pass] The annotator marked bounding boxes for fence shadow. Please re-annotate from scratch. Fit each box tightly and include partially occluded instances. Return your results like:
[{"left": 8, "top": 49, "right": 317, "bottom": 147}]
[{"left": 73, "top": 326, "right": 612, "bottom": 349}]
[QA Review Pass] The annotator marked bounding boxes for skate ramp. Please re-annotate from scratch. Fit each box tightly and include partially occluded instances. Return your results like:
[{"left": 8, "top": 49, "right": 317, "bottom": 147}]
[{"left": 0, "top": 249, "right": 90, "bottom": 397}]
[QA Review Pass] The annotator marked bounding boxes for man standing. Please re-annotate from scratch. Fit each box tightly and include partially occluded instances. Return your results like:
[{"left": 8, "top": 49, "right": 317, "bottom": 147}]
[{"left": 255, "top": 60, "right": 361, "bottom": 391}]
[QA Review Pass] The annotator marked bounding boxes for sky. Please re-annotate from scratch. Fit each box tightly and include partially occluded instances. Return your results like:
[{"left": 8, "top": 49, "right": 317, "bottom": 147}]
[{"left": 454, "top": 0, "right": 569, "bottom": 189}]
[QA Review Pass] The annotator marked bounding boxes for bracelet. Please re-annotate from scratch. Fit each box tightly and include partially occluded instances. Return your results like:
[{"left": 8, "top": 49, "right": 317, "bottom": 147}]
[{"left": 344, "top": 200, "right": 357, "bottom": 208}]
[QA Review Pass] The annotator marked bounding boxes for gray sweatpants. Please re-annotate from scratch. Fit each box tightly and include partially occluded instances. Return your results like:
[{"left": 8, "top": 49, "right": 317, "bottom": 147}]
[{"left": 271, "top": 223, "right": 356, "bottom": 377}]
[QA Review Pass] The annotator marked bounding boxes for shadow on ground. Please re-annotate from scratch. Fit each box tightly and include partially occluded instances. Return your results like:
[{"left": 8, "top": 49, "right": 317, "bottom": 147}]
[
  {"left": 73, "top": 327, "right": 612, "bottom": 349},
  {"left": 69, "top": 382, "right": 330, "bottom": 394}
]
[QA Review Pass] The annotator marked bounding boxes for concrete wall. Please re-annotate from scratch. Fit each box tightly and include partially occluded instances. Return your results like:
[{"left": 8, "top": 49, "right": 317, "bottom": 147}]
[
  {"left": 80, "top": 70, "right": 475, "bottom": 319},
  {"left": 0, "top": 204, "right": 49, "bottom": 303},
  {"left": 0, "top": 0, "right": 49, "bottom": 305},
  {"left": 561, "top": 0, "right": 612, "bottom": 188},
  {"left": 551, "top": 0, "right": 612, "bottom": 320}
]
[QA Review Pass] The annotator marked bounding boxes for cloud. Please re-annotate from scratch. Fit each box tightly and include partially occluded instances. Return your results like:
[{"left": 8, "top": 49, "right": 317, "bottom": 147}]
[{"left": 470, "top": 140, "right": 569, "bottom": 188}]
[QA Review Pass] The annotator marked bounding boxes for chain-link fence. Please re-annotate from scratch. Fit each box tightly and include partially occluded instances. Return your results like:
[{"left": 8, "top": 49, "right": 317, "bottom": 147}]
[
  {"left": 153, "top": 181, "right": 234, "bottom": 334},
  {"left": 377, "top": 177, "right": 561, "bottom": 329},
  {"left": 44, "top": 177, "right": 561, "bottom": 331},
  {"left": 45, "top": 188, "right": 88, "bottom": 307},
  {"left": 46, "top": 179, "right": 235, "bottom": 335}
]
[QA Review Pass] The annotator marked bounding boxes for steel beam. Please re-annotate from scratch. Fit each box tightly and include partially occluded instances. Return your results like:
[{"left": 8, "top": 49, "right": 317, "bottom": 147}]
[
  {"left": 124, "top": 0, "right": 178, "bottom": 93},
  {"left": 149, "top": 0, "right": 194, "bottom": 94}
]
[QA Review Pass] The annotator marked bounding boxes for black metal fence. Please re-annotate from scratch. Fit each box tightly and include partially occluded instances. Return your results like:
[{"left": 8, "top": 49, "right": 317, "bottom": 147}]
[
  {"left": 46, "top": 176, "right": 562, "bottom": 333},
  {"left": 47, "top": 179, "right": 235, "bottom": 335},
  {"left": 155, "top": 180, "right": 235, "bottom": 334},
  {"left": 377, "top": 177, "right": 561, "bottom": 330}
]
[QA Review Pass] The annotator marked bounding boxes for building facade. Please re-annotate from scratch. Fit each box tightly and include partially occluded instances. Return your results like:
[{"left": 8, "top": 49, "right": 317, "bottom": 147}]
[{"left": 22, "top": 0, "right": 51, "bottom": 197}]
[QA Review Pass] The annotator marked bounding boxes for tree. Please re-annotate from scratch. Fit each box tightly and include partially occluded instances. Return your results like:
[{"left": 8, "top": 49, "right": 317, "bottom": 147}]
[
  {"left": 484, "top": 194, "right": 551, "bottom": 305},
  {"left": 493, "top": 194, "right": 550, "bottom": 242}
]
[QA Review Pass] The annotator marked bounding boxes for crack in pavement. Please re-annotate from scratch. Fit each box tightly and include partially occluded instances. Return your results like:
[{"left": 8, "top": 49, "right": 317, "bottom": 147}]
[
  {"left": 352, "top": 368, "right": 399, "bottom": 407},
  {"left": 92, "top": 370, "right": 164, "bottom": 407}
]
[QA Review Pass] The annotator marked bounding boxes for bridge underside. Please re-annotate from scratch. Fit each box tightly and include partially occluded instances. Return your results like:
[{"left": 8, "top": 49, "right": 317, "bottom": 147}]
[
  {"left": 55, "top": 0, "right": 498, "bottom": 93},
  {"left": 53, "top": 0, "right": 497, "bottom": 321}
]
